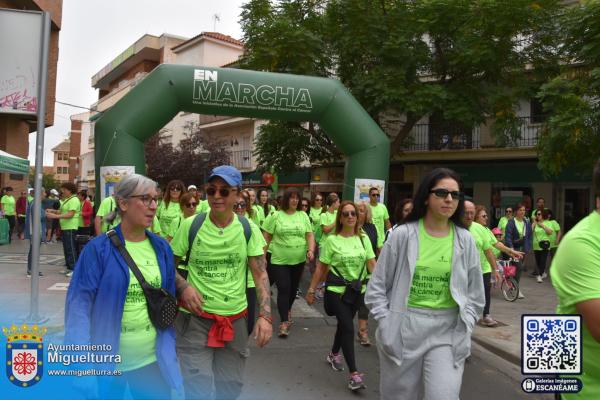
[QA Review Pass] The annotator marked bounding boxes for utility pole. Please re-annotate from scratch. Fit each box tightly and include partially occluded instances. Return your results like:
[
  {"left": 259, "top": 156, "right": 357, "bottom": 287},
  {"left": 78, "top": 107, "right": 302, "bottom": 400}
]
[{"left": 213, "top": 13, "right": 220, "bottom": 31}]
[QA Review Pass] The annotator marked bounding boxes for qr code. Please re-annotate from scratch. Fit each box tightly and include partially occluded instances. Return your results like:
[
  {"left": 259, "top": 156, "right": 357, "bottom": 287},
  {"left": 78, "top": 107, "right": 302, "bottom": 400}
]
[{"left": 522, "top": 315, "right": 581, "bottom": 374}]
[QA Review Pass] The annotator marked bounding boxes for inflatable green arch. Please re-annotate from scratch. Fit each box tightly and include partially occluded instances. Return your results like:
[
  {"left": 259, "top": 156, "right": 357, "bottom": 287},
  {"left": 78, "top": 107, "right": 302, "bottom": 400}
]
[{"left": 95, "top": 64, "right": 389, "bottom": 200}]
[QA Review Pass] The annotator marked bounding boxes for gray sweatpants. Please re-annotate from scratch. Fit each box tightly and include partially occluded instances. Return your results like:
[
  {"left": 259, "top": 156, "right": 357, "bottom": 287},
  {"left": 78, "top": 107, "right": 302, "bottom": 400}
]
[
  {"left": 175, "top": 312, "right": 249, "bottom": 400},
  {"left": 378, "top": 307, "right": 465, "bottom": 400}
]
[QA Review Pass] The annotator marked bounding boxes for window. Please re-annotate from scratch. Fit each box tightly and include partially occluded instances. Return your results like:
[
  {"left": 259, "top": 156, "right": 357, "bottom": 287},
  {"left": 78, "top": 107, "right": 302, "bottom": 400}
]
[{"left": 530, "top": 98, "right": 548, "bottom": 124}]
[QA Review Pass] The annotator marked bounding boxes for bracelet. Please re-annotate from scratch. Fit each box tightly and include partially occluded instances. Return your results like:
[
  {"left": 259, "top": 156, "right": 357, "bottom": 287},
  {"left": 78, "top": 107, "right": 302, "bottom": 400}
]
[{"left": 259, "top": 314, "right": 273, "bottom": 324}]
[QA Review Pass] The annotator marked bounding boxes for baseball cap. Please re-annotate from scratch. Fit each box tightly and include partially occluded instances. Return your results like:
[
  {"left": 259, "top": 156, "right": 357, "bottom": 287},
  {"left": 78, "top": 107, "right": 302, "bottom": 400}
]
[
  {"left": 187, "top": 184, "right": 197, "bottom": 191},
  {"left": 491, "top": 227, "right": 502, "bottom": 235},
  {"left": 50, "top": 189, "right": 59, "bottom": 196},
  {"left": 208, "top": 165, "right": 242, "bottom": 187}
]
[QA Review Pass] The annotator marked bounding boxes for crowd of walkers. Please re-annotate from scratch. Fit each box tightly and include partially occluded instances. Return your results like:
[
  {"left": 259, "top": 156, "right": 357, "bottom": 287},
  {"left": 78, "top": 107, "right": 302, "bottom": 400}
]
[{"left": 22, "top": 158, "right": 591, "bottom": 399}]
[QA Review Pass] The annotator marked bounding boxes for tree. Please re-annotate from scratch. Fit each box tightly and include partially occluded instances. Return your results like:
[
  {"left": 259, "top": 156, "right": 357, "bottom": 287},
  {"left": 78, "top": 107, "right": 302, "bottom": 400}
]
[
  {"left": 240, "top": 0, "right": 340, "bottom": 173},
  {"left": 144, "top": 122, "right": 231, "bottom": 186},
  {"left": 537, "top": 1, "right": 600, "bottom": 176},
  {"left": 326, "top": 0, "right": 562, "bottom": 155},
  {"left": 28, "top": 170, "right": 59, "bottom": 192},
  {"left": 240, "top": 0, "right": 563, "bottom": 168}
]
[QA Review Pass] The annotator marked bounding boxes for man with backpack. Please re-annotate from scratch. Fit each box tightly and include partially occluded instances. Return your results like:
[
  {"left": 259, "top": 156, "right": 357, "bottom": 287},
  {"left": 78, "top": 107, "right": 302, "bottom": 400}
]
[{"left": 171, "top": 165, "right": 272, "bottom": 400}]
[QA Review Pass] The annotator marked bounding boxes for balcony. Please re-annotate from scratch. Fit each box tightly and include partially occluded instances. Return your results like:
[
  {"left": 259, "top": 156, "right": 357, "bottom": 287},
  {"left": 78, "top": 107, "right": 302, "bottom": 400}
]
[
  {"left": 229, "top": 149, "right": 252, "bottom": 171},
  {"left": 404, "top": 116, "right": 542, "bottom": 152},
  {"left": 199, "top": 115, "right": 235, "bottom": 125}
]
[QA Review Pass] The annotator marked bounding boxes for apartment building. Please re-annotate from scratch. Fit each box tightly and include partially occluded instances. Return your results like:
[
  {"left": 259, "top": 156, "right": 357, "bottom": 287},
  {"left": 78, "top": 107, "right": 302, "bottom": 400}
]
[
  {"left": 0, "top": 0, "right": 62, "bottom": 192},
  {"left": 51, "top": 139, "right": 69, "bottom": 184}
]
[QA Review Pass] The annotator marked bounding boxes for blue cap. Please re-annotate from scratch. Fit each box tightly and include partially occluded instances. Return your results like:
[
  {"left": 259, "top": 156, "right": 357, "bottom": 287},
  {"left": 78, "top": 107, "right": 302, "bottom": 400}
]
[{"left": 208, "top": 165, "right": 242, "bottom": 187}]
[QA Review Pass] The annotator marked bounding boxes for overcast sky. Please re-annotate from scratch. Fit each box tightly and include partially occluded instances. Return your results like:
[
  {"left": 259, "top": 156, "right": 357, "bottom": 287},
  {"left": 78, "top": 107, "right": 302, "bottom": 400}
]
[{"left": 29, "top": 0, "right": 246, "bottom": 165}]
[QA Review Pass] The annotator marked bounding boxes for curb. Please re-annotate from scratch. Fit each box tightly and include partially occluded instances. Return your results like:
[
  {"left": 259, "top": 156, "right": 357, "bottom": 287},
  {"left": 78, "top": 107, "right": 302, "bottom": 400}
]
[{"left": 471, "top": 334, "right": 520, "bottom": 367}]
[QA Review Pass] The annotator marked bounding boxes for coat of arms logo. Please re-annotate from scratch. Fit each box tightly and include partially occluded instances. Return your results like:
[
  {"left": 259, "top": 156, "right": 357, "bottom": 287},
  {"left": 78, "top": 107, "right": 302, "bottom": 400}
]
[{"left": 3, "top": 324, "right": 46, "bottom": 387}]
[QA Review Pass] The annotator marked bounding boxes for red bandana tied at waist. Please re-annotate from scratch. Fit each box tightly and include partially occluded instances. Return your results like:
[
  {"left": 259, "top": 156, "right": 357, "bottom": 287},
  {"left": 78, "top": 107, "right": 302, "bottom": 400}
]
[{"left": 199, "top": 309, "right": 247, "bottom": 348}]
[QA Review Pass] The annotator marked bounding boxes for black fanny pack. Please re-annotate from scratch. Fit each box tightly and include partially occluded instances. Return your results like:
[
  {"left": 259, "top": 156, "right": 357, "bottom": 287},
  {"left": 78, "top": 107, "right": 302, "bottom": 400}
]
[
  {"left": 538, "top": 240, "right": 550, "bottom": 250},
  {"left": 108, "top": 230, "right": 178, "bottom": 329}
]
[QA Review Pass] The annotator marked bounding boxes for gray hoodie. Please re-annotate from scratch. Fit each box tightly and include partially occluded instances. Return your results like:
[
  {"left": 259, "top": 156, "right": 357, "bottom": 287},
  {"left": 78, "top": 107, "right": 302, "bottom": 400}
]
[{"left": 365, "top": 221, "right": 485, "bottom": 366}]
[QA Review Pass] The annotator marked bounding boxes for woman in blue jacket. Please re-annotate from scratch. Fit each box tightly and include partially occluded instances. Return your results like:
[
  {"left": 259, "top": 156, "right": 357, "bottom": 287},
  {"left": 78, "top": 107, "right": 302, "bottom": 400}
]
[
  {"left": 503, "top": 202, "right": 532, "bottom": 297},
  {"left": 64, "top": 174, "right": 183, "bottom": 399}
]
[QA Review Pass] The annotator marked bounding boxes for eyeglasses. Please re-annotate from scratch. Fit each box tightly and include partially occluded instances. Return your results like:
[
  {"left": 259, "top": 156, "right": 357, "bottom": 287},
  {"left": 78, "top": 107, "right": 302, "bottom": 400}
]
[
  {"left": 130, "top": 194, "right": 159, "bottom": 207},
  {"left": 301, "top": 204, "right": 309, "bottom": 208},
  {"left": 185, "top": 202, "right": 198, "bottom": 208},
  {"left": 234, "top": 202, "right": 246, "bottom": 209},
  {"left": 206, "top": 187, "right": 235, "bottom": 197},
  {"left": 429, "top": 189, "right": 463, "bottom": 200},
  {"left": 170, "top": 187, "right": 182, "bottom": 192},
  {"left": 370, "top": 193, "right": 380, "bottom": 198},
  {"left": 341, "top": 210, "right": 357, "bottom": 218}
]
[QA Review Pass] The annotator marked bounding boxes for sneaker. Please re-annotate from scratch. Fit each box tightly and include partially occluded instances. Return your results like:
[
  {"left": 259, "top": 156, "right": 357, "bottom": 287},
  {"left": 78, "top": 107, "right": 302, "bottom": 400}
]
[
  {"left": 541, "top": 272, "right": 548, "bottom": 279},
  {"left": 66, "top": 271, "right": 73, "bottom": 277},
  {"left": 327, "top": 352, "right": 344, "bottom": 371},
  {"left": 518, "top": 290, "right": 525, "bottom": 299},
  {"left": 348, "top": 372, "right": 366, "bottom": 391},
  {"left": 26, "top": 272, "right": 43, "bottom": 278},
  {"left": 357, "top": 330, "right": 371, "bottom": 346},
  {"left": 278, "top": 322, "right": 290, "bottom": 338},
  {"left": 481, "top": 315, "right": 499, "bottom": 327},
  {"left": 536, "top": 275, "right": 543, "bottom": 283}
]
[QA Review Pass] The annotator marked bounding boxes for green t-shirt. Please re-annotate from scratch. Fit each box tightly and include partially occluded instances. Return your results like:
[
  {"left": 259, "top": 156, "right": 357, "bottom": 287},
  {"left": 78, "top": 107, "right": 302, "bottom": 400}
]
[
  {"left": 263, "top": 210, "right": 312, "bottom": 265},
  {"left": 319, "top": 210, "right": 337, "bottom": 245},
  {"left": 468, "top": 222, "right": 495, "bottom": 274},
  {"left": 246, "top": 218, "right": 266, "bottom": 289},
  {"left": 119, "top": 239, "right": 161, "bottom": 371},
  {"left": 548, "top": 220, "right": 561, "bottom": 249},
  {"left": 196, "top": 200, "right": 210, "bottom": 215},
  {"left": 27, "top": 195, "right": 33, "bottom": 203},
  {"left": 166, "top": 214, "right": 184, "bottom": 238},
  {"left": 309, "top": 207, "right": 324, "bottom": 243},
  {"left": 97, "top": 196, "right": 120, "bottom": 232},
  {"left": 156, "top": 201, "right": 182, "bottom": 234},
  {"left": 254, "top": 204, "right": 276, "bottom": 227},
  {"left": 1, "top": 195, "right": 16, "bottom": 216},
  {"left": 532, "top": 222, "right": 553, "bottom": 251},
  {"left": 551, "top": 211, "right": 600, "bottom": 399},
  {"left": 151, "top": 215, "right": 161, "bottom": 235},
  {"left": 59, "top": 195, "right": 80, "bottom": 230},
  {"left": 497, "top": 216, "right": 510, "bottom": 234},
  {"left": 408, "top": 220, "right": 457, "bottom": 309},
  {"left": 319, "top": 233, "right": 375, "bottom": 294},
  {"left": 370, "top": 203, "right": 389, "bottom": 247},
  {"left": 170, "top": 213, "right": 264, "bottom": 315},
  {"left": 514, "top": 219, "right": 525, "bottom": 238},
  {"left": 250, "top": 205, "right": 262, "bottom": 227}
]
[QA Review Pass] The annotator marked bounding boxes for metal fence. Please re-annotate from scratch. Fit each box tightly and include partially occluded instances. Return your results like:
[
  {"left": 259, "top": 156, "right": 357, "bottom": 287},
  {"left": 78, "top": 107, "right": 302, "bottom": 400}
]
[
  {"left": 405, "top": 116, "right": 543, "bottom": 151},
  {"left": 229, "top": 149, "right": 252, "bottom": 170}
]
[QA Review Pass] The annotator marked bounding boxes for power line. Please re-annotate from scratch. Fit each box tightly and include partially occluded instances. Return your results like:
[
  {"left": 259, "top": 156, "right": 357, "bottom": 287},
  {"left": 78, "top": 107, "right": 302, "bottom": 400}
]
[{"left": 55, "top": 100, "right": 91, "bottom": 110}]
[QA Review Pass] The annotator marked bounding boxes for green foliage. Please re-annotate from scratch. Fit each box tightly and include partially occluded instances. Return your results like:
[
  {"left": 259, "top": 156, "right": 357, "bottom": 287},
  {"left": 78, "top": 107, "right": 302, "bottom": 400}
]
[
  {"left": 253, "top": 121, "right": 340, "bottom": 174},
  {"left": 241, "top": 0, "right": 572, "bottom": 171},
  {"left": 240, "top": 0, "right": 336, "bottom": 172},
  {"left": 537, "top": 1, "right": 600, "bottom": 176},
  {"left": 28, "top": 170, "right": 59, "bottom": 192}
]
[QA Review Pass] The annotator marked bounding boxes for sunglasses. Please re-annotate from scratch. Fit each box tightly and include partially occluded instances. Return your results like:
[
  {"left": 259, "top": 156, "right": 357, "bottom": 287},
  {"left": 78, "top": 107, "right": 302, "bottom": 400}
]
[
  {"left": 315, "top": 198, "right": 322, "bottom": 201},
  {"left": 370, "top": 193, "right": 380, "bottom": 197},
  {"left": 234, "top": 202, "right": 246, "bottom": 209},
  {"left": 341, "top": 210, "right": 357, "bottom": 218},
  {"left": 185, "top": 202, "right": 198, "bottom": 208},
  {"left": 301, "top": 204, "right": 309, "bottom": 208},
  {"left": 206, "top": 187, "right": 235, "bottom": 197},
  {"left": 170, "top": 187, "right": 182, "bottom": 192},
  {"left": 429, "top": 189, "right": 463, "bottom": 200},
  {"left": 130, "top": 195, "right": 159, "bottom": 207}
]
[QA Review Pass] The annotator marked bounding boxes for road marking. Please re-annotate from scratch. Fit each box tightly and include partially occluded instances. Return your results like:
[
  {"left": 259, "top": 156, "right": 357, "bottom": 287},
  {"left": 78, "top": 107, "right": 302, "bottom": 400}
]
[{"left": 48, "top": 283, "right": 70, "bottom": 291}]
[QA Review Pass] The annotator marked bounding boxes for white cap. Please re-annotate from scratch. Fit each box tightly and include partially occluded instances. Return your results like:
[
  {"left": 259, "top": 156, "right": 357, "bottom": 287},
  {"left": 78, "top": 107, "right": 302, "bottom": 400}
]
[
  {"left": 50, "top": 189, "right": 59, "bottom": 196},
  {"left": 187, "top": 184, "right": 197, "bottom": 190}
]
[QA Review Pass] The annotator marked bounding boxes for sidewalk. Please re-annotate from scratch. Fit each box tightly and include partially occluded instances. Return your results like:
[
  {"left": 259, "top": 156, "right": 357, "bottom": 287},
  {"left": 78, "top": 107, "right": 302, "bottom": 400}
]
[
  {"left": 0, "top": 239, "right": 69, "bottom": 333},
  {"left": 472, "top": 265, "right": 558, "bottom": 366}
]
